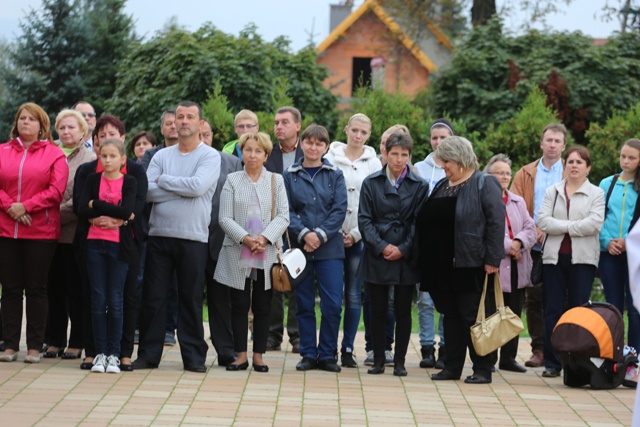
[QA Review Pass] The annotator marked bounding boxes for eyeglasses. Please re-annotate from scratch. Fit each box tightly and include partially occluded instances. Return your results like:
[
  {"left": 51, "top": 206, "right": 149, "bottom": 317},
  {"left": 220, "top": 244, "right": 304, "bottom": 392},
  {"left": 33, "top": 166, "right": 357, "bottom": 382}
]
[
  {"left": 81, "top": 113, "right": 96, "bottom": 118},
  {"left": 235, "top": 124, "right": 257, "bottom": 130},
  {"left": 491, "top": 171, "right": 512, "bottom": 177}
]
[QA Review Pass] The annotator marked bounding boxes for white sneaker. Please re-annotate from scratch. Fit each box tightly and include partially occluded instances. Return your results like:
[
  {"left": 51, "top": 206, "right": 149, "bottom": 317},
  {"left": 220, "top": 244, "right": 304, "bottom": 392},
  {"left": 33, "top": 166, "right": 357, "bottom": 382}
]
[
  {"left": 106, "top": 355, "right": 121, "bottom": 374},
  {"left": 385, "top": 350, "right": 394, "bottom": 366},
  {"left": 91, "top": 354, "right": 107, "bottom": 373}
]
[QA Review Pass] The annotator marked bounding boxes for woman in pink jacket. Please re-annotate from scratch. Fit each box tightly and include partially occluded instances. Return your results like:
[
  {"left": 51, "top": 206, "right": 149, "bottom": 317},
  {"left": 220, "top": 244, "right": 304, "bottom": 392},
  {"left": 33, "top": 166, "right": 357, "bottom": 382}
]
[
  {"left": 0, "top": 102, "right": 69, "bottom": 363},
  {"left": 484, "top": 154, "right": 536, "bottom": 373}
]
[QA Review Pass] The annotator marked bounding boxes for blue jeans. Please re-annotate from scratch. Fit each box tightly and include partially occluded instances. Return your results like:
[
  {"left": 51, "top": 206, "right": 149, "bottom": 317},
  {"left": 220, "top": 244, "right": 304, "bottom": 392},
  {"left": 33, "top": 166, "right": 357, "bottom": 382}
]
[
  {"left": 416, "top": 286, "right": 444, "bottom": 347},
  {"left": 295, "top": 258, "right": 344, "bottom": 361},
  {"left": 87, "top": 240, "right": 129, "bottom": 356},
  {"left": 600, "top": 251, "right": 640, "bottom": 350},
  {"left": 543, "top": 254, "right": 595, "bottom": 371},
  {"left": 341, "top": 242, "right": 363, "bottom": 353},
  {"left": 363, "top": 285, "right": 394, "bottom": 352}
]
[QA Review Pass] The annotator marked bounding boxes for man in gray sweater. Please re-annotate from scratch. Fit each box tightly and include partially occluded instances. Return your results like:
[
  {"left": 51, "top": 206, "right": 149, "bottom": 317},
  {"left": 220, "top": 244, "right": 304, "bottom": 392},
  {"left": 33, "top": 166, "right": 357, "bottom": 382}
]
[{"left": 133, "top": 101, "right": 220, "bottom": 373}]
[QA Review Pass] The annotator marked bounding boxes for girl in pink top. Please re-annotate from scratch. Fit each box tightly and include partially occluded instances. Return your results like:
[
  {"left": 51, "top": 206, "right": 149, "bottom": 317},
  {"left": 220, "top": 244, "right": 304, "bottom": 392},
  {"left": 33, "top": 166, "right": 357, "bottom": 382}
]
[{"left": 78, "top": 139, "right": 137, "bottom": 374}]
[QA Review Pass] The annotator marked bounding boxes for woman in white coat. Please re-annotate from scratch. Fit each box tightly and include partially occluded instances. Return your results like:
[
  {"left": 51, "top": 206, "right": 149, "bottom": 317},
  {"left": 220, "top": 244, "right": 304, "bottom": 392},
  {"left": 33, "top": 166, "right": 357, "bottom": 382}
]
[
  {"left": 538, "top": 145, "right": 605, "bottom": 378},
  {"left": 214, "top": 132, "right": 289, "bottom": 373},
  {"left": 324, "top": 113, "right": 381, "bottom": 367}
]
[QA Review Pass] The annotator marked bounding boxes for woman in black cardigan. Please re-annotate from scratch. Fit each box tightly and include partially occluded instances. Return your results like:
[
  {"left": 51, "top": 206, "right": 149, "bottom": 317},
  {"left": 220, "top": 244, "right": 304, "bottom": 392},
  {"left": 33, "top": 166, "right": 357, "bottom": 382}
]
[{"left": 416, "top": 136, "right": 505, "bottom": 384}]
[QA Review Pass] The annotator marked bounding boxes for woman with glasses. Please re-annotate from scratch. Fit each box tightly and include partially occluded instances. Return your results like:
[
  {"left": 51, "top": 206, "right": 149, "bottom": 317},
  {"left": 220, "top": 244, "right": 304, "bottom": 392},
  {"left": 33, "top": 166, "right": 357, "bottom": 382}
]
[{"left": 484, "top": 154, "right": 536, "bottom": 373}]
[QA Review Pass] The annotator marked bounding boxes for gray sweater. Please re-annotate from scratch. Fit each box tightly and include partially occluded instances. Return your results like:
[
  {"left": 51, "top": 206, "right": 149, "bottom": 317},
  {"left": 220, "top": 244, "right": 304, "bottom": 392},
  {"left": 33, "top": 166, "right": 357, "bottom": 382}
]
[{"left": 146, "top": 143, "right": 220, "bottom": 243}]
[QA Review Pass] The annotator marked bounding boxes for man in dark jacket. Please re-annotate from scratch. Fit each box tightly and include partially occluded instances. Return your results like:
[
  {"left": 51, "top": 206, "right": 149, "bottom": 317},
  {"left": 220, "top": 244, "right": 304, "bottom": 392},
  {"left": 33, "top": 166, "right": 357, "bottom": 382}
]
[
  {"left": 206, "top": 150, "right": 242, "bottom": 366},
  {"left": 264, "top": 106, "right": 304, "bottom": 353}
]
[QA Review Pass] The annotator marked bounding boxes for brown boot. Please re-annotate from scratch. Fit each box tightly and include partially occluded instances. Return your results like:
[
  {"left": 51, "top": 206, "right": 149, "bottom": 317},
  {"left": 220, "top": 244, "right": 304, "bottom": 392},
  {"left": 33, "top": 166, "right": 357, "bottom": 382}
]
[{"left": 524, "top": 350, "right": 544, "bottom": 367}]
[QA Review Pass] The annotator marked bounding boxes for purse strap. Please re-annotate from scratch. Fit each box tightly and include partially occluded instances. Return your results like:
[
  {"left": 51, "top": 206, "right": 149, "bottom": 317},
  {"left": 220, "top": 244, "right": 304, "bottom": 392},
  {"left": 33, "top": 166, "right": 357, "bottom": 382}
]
[
  {"left": 539, "top": 189, "right": 559, "bottom": 254},
  {"left": 271, "top": 174, "right": 291, "bottom": 264},
  {"left": 476, "top": 274, "right": 506, "bottom": 323}
]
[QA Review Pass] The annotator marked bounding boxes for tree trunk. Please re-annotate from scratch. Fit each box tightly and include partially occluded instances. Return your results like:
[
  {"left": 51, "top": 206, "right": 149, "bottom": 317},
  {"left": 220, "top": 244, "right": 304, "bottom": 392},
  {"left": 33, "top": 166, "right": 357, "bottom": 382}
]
[
  {"left": 471, "top": 0, "right": 497, "bottom": 27},
  {"left": 621, "top": 0, "right": 631, "bottom": 34}
]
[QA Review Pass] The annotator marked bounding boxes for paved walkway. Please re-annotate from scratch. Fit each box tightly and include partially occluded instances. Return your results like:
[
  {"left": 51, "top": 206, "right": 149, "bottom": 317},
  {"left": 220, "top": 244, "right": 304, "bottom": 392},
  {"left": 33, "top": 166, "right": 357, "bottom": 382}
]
[{"left": 0, "top": 329, "right": 635, "bottom": 426}]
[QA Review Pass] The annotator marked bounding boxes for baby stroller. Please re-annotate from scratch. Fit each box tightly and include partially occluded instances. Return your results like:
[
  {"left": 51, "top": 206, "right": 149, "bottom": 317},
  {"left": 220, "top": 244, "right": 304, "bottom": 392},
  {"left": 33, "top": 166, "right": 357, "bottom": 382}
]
[{"left": 551, "top": 301, "right": 636, "bottom": 389}]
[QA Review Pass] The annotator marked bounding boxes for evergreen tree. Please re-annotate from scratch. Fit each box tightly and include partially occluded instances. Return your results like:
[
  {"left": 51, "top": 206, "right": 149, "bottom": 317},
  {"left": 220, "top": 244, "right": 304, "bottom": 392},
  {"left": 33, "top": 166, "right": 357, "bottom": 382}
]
[{"left": 0, "top": 0, "right": 136, "bottom": 138}]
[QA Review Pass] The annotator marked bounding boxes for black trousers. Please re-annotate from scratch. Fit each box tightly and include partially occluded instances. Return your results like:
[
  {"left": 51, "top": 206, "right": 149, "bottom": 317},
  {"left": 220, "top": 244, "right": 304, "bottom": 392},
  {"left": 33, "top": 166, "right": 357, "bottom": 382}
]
[
  {"left": 47, "top": 243, "right": 83, "bottom": 349},
  {"left": 525, "top": 250, "right": 544, "bottom": 352},
  {"left": 229, "top": 270, "right": 273, "bottom": 354},
  {"left": 0, "top": 238, "right": 57, "bottom": 352},
  {"left": 268, "top": 291, "right": 299, "bottom": 345},
  {"left": 137, "top": 236, "right": 208, "bottom": 366},
  {"left": 499, "top": 259, "right": 524, "bottom": 363},
  {"left": 367, "top": 282, "right": 414, "bottom": 366},
  {"left": 206, "top": 257, "right": 235, "bottom": 359},
  {"left": 430, "top": 268, "right": 495, "bottom": 379},
  {"left": 120, "top": 246, "right": 141, "bottom": 359}
]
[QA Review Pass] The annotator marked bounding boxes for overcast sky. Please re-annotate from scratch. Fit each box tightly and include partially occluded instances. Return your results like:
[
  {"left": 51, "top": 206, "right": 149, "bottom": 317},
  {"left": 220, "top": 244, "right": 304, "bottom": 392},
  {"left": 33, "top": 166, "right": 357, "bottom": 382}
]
[{"left": 0, "top": 0, "right": 620, "bottom": 51}]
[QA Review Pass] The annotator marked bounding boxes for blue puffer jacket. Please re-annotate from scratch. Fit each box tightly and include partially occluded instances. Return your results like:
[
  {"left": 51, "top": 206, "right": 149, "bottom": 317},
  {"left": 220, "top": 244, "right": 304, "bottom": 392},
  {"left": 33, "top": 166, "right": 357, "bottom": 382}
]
[{"left": 283, "top": 158, "right": 347, "bottom": 261}]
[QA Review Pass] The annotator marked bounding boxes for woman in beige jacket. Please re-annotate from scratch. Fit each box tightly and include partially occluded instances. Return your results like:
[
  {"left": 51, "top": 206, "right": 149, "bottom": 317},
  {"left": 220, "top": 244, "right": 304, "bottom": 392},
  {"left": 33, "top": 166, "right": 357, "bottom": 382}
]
[
  {"left": 45, "top": 109, "right": 96, "bottom": 359},
  {"left": 538, "top": 145, "right": 605, "bottom": 378}
]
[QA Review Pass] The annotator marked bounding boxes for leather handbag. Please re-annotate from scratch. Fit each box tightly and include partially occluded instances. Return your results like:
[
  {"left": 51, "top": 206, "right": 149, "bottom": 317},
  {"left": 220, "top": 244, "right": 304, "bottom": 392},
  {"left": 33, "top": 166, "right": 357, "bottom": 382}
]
[
  {"left": 271, "top": 239, "right": 308, "bottom": 293},
  {"left": 470, "top": 274, "right": 524, "bottom": 356},
  {"left": 268, "top": 174, "right": 308, "bottom": 292}
]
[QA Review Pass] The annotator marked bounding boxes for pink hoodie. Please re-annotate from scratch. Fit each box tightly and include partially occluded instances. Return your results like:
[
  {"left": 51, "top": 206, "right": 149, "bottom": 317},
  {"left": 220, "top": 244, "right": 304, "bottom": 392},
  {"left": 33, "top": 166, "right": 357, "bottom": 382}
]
[{"left": 0, "top": 138, "right": 69, "bottom": 240}]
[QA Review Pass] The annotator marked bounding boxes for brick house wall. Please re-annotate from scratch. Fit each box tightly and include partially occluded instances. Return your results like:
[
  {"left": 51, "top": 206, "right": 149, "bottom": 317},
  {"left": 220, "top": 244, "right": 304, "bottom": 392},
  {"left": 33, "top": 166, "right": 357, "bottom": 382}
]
[{"left": 317, "top": 10, "right": 430, "bottom": 106}]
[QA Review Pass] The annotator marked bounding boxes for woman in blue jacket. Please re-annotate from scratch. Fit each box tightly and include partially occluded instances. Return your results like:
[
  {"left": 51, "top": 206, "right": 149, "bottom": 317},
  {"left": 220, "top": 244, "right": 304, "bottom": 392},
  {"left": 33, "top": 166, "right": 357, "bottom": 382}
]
[
  {"left": 599, "top": 138, "right": 640, "bottom": 351},
  {"left": 283, "top": 124, "right": 347, "bottom": 373}
]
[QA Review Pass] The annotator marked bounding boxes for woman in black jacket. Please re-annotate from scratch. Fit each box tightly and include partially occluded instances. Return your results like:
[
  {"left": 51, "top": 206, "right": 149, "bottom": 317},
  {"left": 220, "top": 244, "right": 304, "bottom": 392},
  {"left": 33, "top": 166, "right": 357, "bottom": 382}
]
[
  {"left": 416, "top": 136, "right": 504, "bottom": 384},
  {"left": 358, "top": 132, "right": 429, "bottom": 376}
]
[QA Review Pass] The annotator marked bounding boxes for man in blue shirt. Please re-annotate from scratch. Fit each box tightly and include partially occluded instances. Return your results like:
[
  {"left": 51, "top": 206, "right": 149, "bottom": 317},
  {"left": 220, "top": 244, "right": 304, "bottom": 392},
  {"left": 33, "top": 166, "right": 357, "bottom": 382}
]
[{"left": 511, "top": 123, "right": 567, "bottom": 370}]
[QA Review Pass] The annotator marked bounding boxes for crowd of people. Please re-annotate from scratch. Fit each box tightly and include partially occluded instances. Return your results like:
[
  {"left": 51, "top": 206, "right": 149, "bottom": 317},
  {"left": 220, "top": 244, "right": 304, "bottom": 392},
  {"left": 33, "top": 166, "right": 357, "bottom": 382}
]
[{"left": 0, "top": 100, "right": 638, "bottom": 384}]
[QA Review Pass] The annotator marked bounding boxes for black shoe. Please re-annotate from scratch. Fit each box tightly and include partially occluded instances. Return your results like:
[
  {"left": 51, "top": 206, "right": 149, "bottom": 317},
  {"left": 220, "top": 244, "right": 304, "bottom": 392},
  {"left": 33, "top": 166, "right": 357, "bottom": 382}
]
[
  {"left": 367, "top": 364, "right": 385, "bottom": 375},
  {"left": 184, "top": 363, "right": 207, "bottom": 373},
  {"left": 61, "top": 350, "right": 83, "bottom": 360},
  {"left": 291, "top": 341, "right": 300, "bottom": 354},
  {"left": 431, "top": 370, "right": 459, "bottom": 381},
  {"left": 131, "top": 358, "right": 158, "bottom": 370},
  {"left": 341, "top": 351, "right": 357, "bottom": 368},
  {"left": 464, "top": 374, "right": 491, "bottom": 384},
  {"left": 393, "top": 362, "right": 407, "bottom": 377},
  {"left": 542, "top": 368, "right": 561, "bottom": 378},
  {"left": 296, "top": 357, "right": 318, "bottom": 371},
  {"left": 266, "top": 340, "right": 281, "bottom": 351},
  {"left": 253, "top": 364, "right": 269, "bottom": 373},
  {"left": 499, "top": 361, "right": 527, "bottom": 373},
  {"left": 226, "top": 361, "right": 249, "bottom": 371},
  {"left": 120, "top": 363, "right": 134, "bottom": 372},
  {"left": 318, "top": 359, "right": 341, "bottom": 372},
  {"left": 80, "top": 358, "right": 93, "bottom": 370},
  {"left": 434, "top": 345, "right": 446, "bottom": 370},
  {"left": 419, "top": 346, "right": 436, "bottom": 368},
  {"left": 217, "top": 355, "right": 236, "bottom": 367},
  {"left": 43, "top": 348, "right": 64, "bottom": 358}
]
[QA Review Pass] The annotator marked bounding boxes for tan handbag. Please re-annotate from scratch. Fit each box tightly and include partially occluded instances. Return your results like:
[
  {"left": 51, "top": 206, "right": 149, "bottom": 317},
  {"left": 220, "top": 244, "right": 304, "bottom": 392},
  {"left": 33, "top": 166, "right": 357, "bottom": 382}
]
[{"left": 470, "top": 274, "right": 524, "bottom": 357}]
